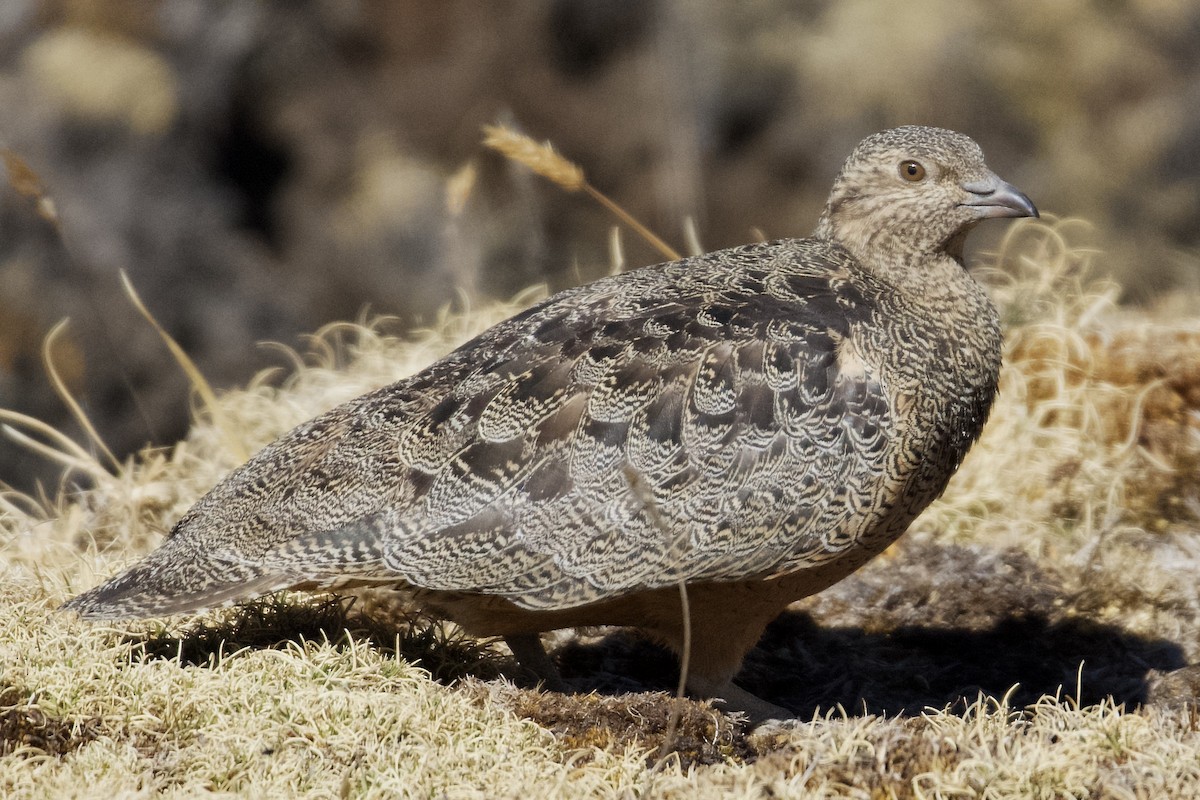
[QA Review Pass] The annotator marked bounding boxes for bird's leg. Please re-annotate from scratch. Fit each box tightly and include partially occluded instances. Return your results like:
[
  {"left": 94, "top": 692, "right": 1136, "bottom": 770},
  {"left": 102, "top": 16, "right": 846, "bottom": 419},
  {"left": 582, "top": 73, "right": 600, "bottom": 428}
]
[
  {"left": 669, "top": 606, "right": 794, "bottom": 726},
  {"left": 504, "top": 633, "right": 568, "bottom": 692}
]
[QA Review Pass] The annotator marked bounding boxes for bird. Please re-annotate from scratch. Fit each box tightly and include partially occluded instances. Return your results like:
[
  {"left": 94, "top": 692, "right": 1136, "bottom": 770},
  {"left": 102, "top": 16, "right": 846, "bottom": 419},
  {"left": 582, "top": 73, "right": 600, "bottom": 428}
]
[{"left": 65, "top": 126, "right": 1038, "bottom": 723}]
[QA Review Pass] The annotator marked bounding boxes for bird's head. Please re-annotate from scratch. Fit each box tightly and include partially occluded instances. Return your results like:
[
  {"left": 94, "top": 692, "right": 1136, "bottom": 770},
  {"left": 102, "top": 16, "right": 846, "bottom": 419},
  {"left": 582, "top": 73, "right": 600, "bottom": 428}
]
[{"left": 814, "top": 126, "right": 1038, "bottom": 269}]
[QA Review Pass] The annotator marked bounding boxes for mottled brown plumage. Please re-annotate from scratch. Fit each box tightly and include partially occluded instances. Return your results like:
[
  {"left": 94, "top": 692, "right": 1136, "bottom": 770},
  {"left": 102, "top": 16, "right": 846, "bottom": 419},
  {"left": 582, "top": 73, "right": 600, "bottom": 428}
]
[{"left": 65, "top": 126, "right": 1037, "bottom": 722}]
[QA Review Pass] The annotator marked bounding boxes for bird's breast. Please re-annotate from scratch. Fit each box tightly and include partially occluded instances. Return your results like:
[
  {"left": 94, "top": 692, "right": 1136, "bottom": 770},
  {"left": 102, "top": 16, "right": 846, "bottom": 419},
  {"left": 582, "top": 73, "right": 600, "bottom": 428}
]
[{"left": 863, "top": 284, "right": 1002, "bottom": 500}]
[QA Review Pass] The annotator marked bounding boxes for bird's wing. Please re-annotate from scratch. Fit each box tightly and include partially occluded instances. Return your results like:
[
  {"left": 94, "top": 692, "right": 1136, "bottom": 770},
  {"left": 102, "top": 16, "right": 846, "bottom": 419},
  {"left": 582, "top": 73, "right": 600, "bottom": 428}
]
[
  {"left": 248, "top": 239, "right": 896, "bottom": 608},
  {"left": 66, "top": 240, "right": 898, "bottom": 618}
]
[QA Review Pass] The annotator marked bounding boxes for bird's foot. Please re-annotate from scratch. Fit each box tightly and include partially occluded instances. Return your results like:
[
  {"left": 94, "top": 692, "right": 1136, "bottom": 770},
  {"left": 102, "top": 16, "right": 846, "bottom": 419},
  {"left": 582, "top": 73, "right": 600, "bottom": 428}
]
[{"left": 686, "top": 675, "right": 792, "bottom": 727}]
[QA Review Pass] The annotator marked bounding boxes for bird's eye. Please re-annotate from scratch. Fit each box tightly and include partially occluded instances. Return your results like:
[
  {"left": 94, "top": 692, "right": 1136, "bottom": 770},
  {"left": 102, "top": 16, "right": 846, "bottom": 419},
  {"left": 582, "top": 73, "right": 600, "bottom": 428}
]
[{"left": 899, "top": 160, "right": 926, "bottom": 182}]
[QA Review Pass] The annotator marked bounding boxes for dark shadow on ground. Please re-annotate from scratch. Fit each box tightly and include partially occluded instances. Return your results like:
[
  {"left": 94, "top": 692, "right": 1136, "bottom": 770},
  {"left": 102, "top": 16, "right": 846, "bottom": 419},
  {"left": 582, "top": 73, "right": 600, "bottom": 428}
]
[
  {"left": 124, "top": 598, "right": 1186, "bottom": 717},
  {"left": 756, "top": 610, "right": 1185, "bottom": 715},
  {"left": 121, "top": 595, "right": 506, "bottom": 684},
  {"left": 553, "top": 610, "right": 1185, "bottom": 718}
]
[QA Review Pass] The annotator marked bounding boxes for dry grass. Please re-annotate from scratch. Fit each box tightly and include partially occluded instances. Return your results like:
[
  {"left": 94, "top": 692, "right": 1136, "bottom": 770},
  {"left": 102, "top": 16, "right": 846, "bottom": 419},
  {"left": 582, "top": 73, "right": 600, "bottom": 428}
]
[{"left": 4, "top": 219, "right": 1200, "bottom": 797}]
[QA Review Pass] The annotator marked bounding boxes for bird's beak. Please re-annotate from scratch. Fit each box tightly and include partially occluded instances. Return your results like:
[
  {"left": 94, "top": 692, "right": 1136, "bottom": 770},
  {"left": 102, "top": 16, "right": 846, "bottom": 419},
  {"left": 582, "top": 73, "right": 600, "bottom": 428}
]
[{"left": 960, "top": 173, "right": 1039, "bottom": 219}]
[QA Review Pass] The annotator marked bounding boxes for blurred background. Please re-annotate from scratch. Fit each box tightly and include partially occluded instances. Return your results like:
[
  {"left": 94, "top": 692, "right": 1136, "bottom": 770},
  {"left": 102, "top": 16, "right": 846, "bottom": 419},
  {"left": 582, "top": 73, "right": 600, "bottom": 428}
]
[{"left": 1, "top": 0, "right": 1198, "bottom": 492}]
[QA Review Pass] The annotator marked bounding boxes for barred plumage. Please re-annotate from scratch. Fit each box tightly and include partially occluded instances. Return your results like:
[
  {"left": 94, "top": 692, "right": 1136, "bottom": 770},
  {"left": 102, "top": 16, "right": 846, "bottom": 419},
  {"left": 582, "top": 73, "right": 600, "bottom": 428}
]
[{"left": 65, "top": 126, "right": 1037, "bottom": 723}]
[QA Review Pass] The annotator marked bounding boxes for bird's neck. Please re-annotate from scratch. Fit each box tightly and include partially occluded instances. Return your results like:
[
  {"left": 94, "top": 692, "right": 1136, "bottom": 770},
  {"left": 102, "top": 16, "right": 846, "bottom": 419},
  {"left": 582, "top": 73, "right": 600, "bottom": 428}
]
[{"left": 815, "top": 234, "right": 969, "bottom": 299}]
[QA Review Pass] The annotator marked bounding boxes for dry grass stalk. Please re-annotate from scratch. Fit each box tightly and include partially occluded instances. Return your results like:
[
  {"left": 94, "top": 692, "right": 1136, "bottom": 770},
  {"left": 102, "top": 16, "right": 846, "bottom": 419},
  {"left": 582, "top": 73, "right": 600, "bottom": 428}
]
[
  {"left": 41, "top": 320, "right": 120, "bottom": 473},
  {"left": 444, "top": 159, "right": 478, "bottom": 217},
  {"left": 119, "top": 270, "right": 249, "bottom": 464},
  {"left": 623, "top": 464, "right": 692, "bottom": 762},
  {"left": 0, "top": 413, "right": 110, "bottom": 483},
  {"left": 482, "top": 124, "right": 682, "bottom": 261},
  {"left": 606, "top": 226, "right": 625, "bottom": 275}
]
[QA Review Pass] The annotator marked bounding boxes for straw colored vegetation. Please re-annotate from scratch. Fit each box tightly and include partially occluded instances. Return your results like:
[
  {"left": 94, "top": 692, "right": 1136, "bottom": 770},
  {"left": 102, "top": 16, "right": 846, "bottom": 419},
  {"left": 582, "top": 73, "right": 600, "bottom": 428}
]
[{"left": 4, "top": 219, "right": 1200, "bottom": 798}]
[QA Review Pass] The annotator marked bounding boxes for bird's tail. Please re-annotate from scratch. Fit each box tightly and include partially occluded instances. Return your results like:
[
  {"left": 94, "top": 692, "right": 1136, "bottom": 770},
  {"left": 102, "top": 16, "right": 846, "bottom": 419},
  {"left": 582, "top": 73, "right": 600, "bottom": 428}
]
[{"left": 61, "top": 536, "right": 293, "bottom": 619}]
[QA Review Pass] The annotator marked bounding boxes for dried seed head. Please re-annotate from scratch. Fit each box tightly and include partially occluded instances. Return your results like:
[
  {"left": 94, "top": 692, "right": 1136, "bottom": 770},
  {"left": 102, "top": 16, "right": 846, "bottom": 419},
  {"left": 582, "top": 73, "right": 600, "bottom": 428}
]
[{"left": 482, "top": 124, "right": 586, "bottom": 192}]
